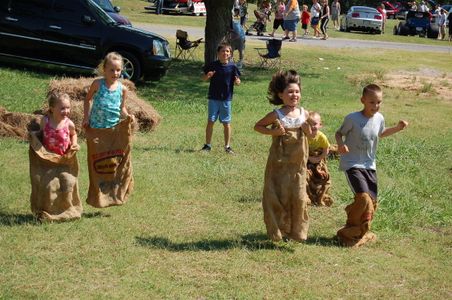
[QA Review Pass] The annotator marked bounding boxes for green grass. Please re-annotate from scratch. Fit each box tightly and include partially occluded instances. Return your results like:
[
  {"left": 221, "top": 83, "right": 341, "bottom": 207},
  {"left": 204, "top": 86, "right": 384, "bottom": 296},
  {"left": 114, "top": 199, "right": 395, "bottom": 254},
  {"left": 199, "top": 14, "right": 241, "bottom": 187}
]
[{"left": 0, "top": 10, "right": 452, "bottom": 300}]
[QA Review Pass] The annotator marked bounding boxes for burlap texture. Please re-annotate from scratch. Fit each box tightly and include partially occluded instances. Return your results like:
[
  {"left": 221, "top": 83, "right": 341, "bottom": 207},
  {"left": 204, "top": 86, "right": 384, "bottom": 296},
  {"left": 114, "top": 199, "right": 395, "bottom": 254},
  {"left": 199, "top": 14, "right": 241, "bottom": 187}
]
[
  {"left": 262, "top": 128, "right": 310, "bottom": 242},
  {"left": 306, "top": 157, "right": 333, "bottom": 207},
  {"left": 29, "top": 132, "right": 82, "bottom": 221},
  {"left": 337, "top": 192, "right": 377, "bottom": 247},
  {"left": 85, "top": 116, "right": 134, "bottom": 208}
]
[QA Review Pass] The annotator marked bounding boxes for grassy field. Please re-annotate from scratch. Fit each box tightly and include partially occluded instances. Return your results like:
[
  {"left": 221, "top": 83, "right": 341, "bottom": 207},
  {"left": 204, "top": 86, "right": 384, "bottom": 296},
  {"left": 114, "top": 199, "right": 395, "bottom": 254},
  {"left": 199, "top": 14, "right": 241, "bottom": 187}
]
[
  {"left": 0, "top": 3, "right": 452, "bottom": 299},
  {"left": 116, "top": 0, "right": 452, "bottom": 46}
]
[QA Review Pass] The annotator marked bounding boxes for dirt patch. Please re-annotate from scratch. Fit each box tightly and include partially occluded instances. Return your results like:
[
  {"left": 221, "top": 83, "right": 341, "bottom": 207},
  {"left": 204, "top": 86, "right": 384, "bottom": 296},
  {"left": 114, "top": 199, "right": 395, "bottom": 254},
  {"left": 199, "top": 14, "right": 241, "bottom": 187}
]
[
  {"left": 349, "top": 68, "right": 452, "bottom": 101},
  {"left": 1, "top": 77, "right": 161, "bottom": 140},
  {"left": 381, "top": 68, "right": 452, "bottom": 101}
]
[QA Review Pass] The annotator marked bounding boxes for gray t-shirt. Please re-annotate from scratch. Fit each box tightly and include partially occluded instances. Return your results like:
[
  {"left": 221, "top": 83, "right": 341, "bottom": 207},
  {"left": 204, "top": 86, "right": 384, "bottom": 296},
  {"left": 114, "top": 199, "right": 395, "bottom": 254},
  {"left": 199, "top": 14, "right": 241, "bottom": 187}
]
[{"left": 338, "top": 111, "right": 385, "bottom": 171}]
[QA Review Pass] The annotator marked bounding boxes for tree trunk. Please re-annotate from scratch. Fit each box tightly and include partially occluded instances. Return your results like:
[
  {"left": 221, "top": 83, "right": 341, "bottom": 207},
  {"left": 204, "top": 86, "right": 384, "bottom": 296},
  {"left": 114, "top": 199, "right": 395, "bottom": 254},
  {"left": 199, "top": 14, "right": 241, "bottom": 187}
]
[{"left": 204, "top": 0, "right": 234, "bottom": 65}]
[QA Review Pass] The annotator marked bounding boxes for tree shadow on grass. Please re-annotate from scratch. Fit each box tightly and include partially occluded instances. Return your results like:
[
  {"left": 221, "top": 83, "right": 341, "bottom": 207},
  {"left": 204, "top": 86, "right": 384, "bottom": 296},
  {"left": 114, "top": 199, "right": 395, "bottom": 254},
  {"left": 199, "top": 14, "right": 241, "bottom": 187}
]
[
  {"left": 135, "top": 232, "right": 294, "bottom": 252},
  {"left": 0, "top": 211, "right": 111, "bottom": 226},
  {"left": 0, "top": 212, "right": 38, "bottom": 226},
  {"left": 305, "top": 235, "right": 341, "bottom": 247}
]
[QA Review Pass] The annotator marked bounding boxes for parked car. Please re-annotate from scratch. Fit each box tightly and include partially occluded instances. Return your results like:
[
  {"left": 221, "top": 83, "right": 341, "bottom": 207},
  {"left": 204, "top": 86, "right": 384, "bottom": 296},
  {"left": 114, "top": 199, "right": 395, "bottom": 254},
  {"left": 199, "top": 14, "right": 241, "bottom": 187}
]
[
  {"left": 145, "top": 0, "right": 206, "bottom": 16},
  {"left": 395, "top": 8, "right": 409, "bottom": 19},
  {"left": 381, "top": 1, "right": 400, "bottom": 19},
  {"left": 0, "top": 0, "right": 171, "bottom": 82},
  {"left": 393, "top": 10, "right": 438, "bottom": 38},
  {"left": 340, "top": 6, "right": 383, "bottom": 34},
  {"left": 92, "top": 0, "right": 131, "bottom": 25}
]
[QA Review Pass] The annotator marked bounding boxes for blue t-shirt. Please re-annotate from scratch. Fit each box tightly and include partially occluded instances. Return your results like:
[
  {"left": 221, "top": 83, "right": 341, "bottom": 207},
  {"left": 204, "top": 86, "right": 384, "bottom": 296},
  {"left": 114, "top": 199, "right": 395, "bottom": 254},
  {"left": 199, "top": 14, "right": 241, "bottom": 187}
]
[
  {"left": 203, "top": 60, "right": 240, "bottom": 101},
  {"left": 337, "top": 111, "right": 385, "bottom": 171}
]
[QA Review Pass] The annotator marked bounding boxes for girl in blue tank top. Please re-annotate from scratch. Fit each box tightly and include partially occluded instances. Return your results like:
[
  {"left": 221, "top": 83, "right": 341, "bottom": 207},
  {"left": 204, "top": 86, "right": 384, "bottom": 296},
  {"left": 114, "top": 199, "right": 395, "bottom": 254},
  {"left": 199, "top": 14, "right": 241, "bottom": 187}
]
[{"left": 83, "top": 52, "right": 129, "bottom": 129}]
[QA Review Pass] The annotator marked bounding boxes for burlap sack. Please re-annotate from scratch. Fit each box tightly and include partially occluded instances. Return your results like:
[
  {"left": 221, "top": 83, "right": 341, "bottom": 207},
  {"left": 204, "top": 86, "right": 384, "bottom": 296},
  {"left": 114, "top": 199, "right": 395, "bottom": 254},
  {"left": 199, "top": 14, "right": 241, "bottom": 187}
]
[
  {"left": 337, "top": 192, "right": 377, "bottom": 247},
  {"left": 85, "top": 117, "right": 134, "bottom": 208},
  {"left": 29, "top": 132, "right": 82, "bottom": 221},
  {"left": 262, "top": 128, "right": 310, "bottom": 242},
  {"left": 306, "top": 157, "right": 333, "bottom": 207}
]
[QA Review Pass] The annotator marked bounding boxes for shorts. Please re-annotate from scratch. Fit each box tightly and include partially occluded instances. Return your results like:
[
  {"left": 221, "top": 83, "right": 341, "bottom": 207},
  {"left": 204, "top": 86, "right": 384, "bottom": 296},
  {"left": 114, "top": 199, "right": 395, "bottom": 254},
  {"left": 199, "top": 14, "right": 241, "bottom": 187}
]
[
  {"left": 273, "top": 18, "right": 284, "bottom": 30},
  {"left": 302, "top": 23, "right": 308, "bottom": 30},
  {"left": 208, "top": 99, "right": 232, "bottom": 123},
  {"left": 283, "top": 18, "right": 299, "bottom": 32},
  {"left": 345, "top": 168, "right": 378, "bottom": 200},
  {"left": 311, "top": 17, "right": 320, "bottom": 26}
]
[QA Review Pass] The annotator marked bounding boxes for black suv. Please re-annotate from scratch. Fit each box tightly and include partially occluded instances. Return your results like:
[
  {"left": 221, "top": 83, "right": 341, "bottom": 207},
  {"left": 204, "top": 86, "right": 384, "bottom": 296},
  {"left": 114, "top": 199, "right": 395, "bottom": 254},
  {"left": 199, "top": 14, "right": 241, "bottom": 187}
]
[{"left": 0, "top": 0, "right": 171, "bottom": 82}]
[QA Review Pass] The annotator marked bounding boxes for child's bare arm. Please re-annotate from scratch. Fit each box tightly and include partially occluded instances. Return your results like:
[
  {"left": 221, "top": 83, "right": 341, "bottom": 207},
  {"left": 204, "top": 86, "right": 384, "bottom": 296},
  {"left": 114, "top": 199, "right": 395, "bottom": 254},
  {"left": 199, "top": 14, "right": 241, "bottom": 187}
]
[
  {"left": 83, "top": 80, "right": 99, "bottom": 127},
  {"left": 202, "top": 71, "right": 215, "bottom": 81},
  {"left": 121, "top": 86, "right": 129, "bottom": 117},
  {"left": 254, "top": 111, "right": 286, "bottom": 136},
  {"left": 309, "top": 147, "right": 329, "bottom": 163},
  {"left": 68, "top": 121, "right": 80, "bottom": 151},
  {"left": 234, "top": 76, "right": 241, "bottom": 85},
  {"left": 335, "top": 131, "right": 349, "bottom": 154},
  {"left": 380, "top": 120, "right": 408, "bottom": 138}
]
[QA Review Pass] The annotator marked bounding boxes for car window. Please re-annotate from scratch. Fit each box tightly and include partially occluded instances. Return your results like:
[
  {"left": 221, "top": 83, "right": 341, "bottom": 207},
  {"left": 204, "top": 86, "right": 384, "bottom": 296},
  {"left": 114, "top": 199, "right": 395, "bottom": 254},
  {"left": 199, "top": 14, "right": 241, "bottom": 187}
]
[
  {"left": 51, "top": 1, "right": 91, "bottom": 23},
  {"left": 8, "top": 0, "right": 53, "bottom": 15}
]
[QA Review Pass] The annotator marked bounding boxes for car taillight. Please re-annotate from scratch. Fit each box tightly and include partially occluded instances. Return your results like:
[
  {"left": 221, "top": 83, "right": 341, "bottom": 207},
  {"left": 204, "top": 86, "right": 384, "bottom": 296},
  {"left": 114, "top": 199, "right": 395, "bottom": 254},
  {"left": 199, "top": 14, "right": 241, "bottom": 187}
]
[
  {"left": 352, "top": 12, "right": 360, "bottom": 17},
  {"left": 374, "top": 15, "right": 382, "bottom": 20}
]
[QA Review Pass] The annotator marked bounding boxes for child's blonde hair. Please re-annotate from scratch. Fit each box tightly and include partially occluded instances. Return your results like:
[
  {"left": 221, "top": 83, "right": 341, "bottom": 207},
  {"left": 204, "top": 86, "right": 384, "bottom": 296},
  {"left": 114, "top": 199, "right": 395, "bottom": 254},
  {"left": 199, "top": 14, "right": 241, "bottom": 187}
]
[
  {"left": 48, "top": 92, "right": 70, "bottom": 108},
  {"left": 96, "top": 52, "right": 123, "bottom": 76},
  {"left": 302, "top": 4, "right": 308, "bottom": 10},
  {"left": 46, "top": 92, "right": 70, "bottom": 114},
  {"left": 267, "top": 70, "right": 300, "bottom": 105}
]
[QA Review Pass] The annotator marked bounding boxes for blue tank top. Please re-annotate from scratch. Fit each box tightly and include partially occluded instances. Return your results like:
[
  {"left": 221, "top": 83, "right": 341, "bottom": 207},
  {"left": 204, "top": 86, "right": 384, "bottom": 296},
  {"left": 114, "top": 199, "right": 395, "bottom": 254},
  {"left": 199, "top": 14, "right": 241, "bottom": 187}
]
[{"left": 89, "top": 79, "right": 123, "bottom": 128}]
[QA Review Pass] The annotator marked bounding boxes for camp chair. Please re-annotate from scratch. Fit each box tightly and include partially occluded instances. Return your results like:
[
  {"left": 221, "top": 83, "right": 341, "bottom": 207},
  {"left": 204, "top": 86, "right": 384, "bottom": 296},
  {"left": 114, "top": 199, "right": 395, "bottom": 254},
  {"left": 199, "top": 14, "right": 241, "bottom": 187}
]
[
  {"left": 175, "top": 30, "right": 203, "bottom": 60},
  {"left": 256, "top": 38, "right": 282, "bottom": 68}
]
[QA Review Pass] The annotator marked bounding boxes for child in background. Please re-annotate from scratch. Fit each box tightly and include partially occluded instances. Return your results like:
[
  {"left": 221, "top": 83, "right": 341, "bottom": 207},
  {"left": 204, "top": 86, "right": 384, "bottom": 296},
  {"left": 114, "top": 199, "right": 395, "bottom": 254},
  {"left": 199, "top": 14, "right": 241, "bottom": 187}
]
[
  {"left": 231, "top": 8, "right": 246, "bottom": 68},
  {"left": 306, "top": 111, "right": 333, "bottom": 207},
  {"left": 254, "top": 70, "right": 313, "bottom": 242},
  {"left": 201, "top": 43, "right": 241, "bottom": 154},
  {"left": 269, "top": 0, "right": 285, "bottom": 37},
  {"left": 377, "top": 3, "right": 387, "bottom": 34},
  {"left": 301, "top": 5, "right": 311, "bottom": 36},
  {"left": 41, "top": 92, "right": 79, "bottom": 155},
  {"left": 335, "top": 84, "right": 408, "bottom": 247},
  {"left": 83, "top": 52, "right": 129, "bottom": 129}
]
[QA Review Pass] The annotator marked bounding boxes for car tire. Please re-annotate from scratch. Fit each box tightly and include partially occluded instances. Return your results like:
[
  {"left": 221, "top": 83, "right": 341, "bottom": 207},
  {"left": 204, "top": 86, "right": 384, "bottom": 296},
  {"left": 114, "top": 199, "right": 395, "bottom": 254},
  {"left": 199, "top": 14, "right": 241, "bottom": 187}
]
[
  {"left": 427, "top": 27, "right": 439, "bottom": 38},
  {"left": 118, "top": 50, "right": 142, "bottom": 82},
  {"left": 399, "top": 24, "right": 409, "bottom": 35}
]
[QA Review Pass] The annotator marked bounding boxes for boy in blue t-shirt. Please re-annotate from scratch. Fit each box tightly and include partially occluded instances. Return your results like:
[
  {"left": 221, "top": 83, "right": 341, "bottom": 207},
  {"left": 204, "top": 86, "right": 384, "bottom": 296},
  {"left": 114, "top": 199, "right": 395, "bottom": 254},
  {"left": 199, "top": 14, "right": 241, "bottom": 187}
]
[
  {"left": 335, "top": 84, "right": 408, "bottom": 247},
  {"left": 201, "top": 43, "right": 241, "bottom": 154}
]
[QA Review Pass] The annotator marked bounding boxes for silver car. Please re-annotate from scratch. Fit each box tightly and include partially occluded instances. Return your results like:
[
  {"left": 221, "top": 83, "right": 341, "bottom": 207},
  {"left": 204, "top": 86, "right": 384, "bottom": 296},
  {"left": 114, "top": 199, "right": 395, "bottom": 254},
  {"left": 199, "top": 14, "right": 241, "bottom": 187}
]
[{"left": 340, "top": 6, "right": 383, "bottom": 34}]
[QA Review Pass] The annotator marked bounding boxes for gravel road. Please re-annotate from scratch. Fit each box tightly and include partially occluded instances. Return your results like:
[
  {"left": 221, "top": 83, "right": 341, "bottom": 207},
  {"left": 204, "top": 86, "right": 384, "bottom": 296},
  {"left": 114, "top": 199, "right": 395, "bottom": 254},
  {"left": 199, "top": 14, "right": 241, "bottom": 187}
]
[{"left": 136, "top": 22, "right": 452, "bottom": 53}]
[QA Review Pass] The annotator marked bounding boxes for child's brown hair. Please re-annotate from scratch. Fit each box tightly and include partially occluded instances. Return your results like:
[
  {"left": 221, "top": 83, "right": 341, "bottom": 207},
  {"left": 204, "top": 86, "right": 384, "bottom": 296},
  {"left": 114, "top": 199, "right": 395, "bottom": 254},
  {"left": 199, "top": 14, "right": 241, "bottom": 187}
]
[
  {"left": 362, "top": 84, "right": 382, "bottom": 98},
  {"left": 267, "top": 70, "right": 300, "bottom": 105}
]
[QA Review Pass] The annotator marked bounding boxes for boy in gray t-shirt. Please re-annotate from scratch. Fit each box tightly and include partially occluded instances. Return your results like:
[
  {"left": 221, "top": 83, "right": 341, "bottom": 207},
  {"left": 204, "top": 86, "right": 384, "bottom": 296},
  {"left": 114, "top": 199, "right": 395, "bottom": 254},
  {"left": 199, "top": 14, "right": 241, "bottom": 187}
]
[{"left": 335, "top": 84, "right": 408, "bottom": 247}]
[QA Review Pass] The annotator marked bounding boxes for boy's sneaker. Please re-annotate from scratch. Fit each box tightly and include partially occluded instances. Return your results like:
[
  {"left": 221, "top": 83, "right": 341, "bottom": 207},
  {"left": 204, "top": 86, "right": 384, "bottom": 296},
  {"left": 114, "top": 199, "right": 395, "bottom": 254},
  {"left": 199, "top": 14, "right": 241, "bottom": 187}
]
[
  {"left": 225, "top": 146, "right": 235, "bottom": 154},
  {"left": 201, "top": 144, "right": 211, "bottom": 152}
]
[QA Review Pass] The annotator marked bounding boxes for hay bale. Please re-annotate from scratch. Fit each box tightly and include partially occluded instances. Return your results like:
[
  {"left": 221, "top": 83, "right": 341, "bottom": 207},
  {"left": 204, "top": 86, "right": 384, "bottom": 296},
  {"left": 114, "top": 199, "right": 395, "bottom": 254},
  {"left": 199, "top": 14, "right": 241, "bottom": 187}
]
[
  {"left": 46, "top": 77, "right": 160, "bottom": 133},
  {"left": 0, "top": 107, "right": 41, "bottom": 140}
]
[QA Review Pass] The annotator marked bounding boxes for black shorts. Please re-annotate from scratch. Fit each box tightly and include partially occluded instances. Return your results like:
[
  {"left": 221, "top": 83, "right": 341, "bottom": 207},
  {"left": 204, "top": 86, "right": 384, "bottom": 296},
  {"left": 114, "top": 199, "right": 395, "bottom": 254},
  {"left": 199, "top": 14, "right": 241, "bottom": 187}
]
[
  {"left": 302, "top": 23, "right": 308, "bottom": 30},
  {"left": 273, "top": 18, "right": 284, "bottom": 30},
  {"left": 345, "top": 168, "right": 378, "bottom": 200}
]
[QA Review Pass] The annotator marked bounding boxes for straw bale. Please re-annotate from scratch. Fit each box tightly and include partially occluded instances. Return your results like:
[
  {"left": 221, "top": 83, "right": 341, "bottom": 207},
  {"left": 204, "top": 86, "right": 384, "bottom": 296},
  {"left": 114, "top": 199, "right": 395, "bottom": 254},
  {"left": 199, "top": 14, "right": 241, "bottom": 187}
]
[
  {"left": 46, "top": 77, "right": 161, "bottom": 133},
  {"left": 0, "top": 107, "right": 41, "bottom": 140}
]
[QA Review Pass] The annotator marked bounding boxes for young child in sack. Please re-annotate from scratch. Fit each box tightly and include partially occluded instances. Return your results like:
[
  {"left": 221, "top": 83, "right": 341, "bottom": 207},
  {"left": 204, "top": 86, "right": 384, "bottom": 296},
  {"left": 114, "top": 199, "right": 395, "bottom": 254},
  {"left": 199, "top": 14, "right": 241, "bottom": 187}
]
[
  {"left": 306, "top": 111, "right": 333, "bottom": 207},
  {"left": 254, "top": 70, "right": 313, "bottom": 242},
  {"left": 335, "top": 84, "right": 408, "bottom": 247},
  {"left": 41, "top": 92, "right": 79, "bottom": 155}
]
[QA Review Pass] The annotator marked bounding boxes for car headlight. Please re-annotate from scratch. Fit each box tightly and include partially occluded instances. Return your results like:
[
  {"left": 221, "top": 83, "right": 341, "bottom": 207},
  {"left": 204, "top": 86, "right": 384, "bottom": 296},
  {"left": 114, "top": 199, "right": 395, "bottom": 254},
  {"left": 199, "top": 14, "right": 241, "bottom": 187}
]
[{"left": 153, "top": 39, "right": 170, "bottom": 57}]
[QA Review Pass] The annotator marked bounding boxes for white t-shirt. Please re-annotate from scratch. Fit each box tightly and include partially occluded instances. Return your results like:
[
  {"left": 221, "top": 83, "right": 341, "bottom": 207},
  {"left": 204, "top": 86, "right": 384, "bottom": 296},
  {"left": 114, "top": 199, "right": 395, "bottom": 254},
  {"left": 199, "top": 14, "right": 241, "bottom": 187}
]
[{"left": 310, "top": 3, "right": 321, "bottom": 18}]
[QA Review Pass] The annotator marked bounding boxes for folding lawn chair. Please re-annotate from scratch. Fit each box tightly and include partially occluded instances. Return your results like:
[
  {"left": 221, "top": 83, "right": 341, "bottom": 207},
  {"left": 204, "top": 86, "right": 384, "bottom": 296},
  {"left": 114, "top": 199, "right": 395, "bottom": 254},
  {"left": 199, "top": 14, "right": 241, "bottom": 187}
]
[
  {"left": 175, "top": 30, "right": 203, "bottom": 60},
  {"left": 256, "top": 39, "right": 282, "bottom": 68}
]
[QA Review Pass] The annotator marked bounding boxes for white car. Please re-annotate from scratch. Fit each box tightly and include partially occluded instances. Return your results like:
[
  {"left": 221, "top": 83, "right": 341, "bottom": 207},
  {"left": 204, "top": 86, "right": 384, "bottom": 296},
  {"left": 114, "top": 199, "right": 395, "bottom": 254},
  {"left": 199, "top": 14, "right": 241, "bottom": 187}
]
[{"left": 340, "top": 6, "right": 383, "bottom": 34}]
